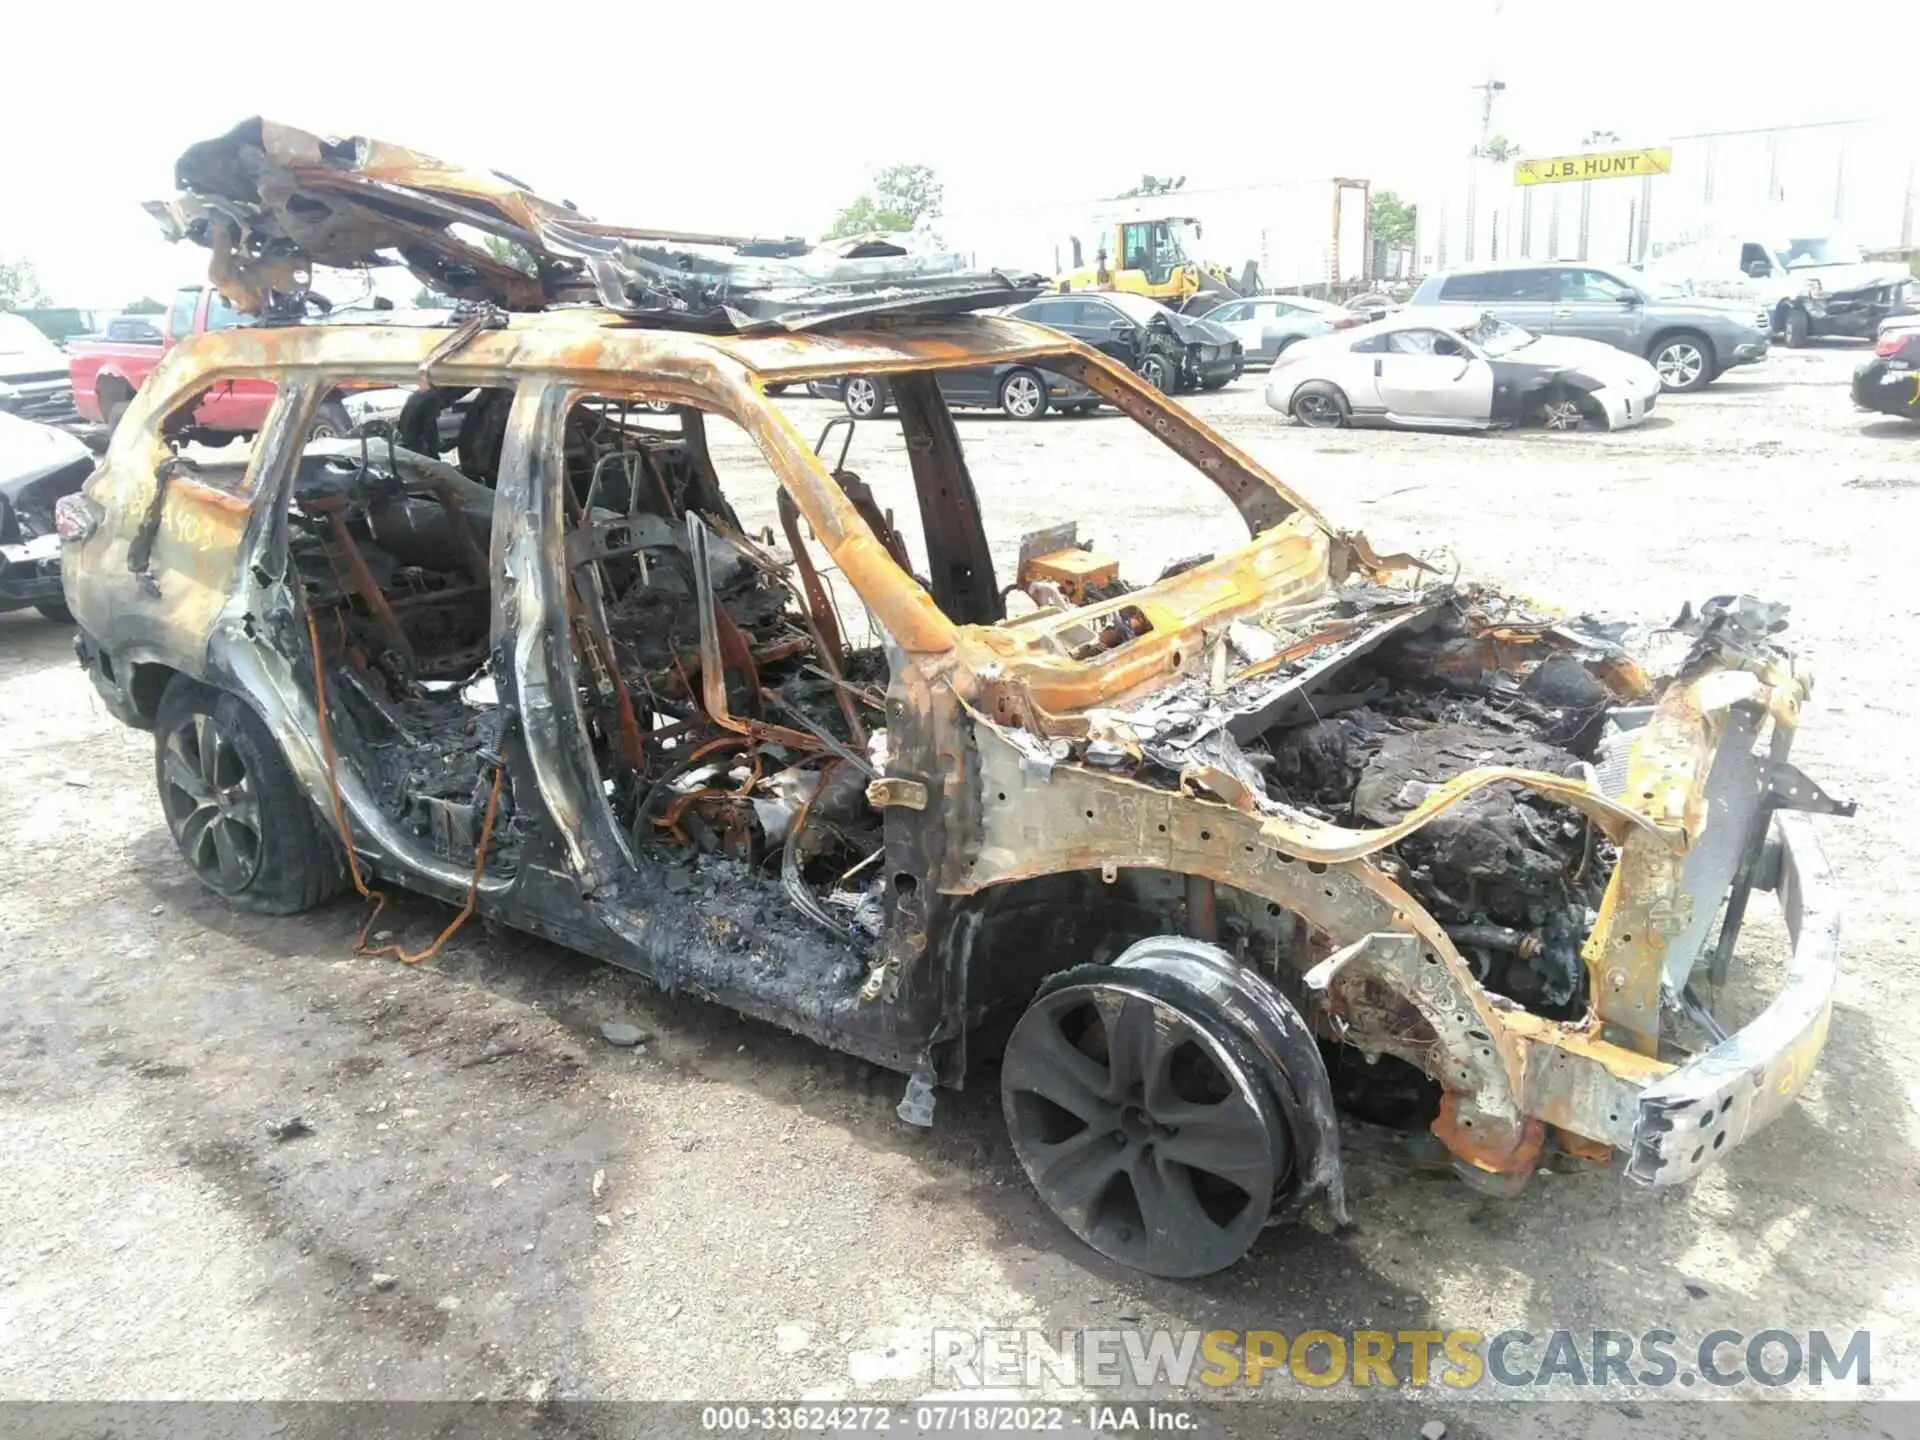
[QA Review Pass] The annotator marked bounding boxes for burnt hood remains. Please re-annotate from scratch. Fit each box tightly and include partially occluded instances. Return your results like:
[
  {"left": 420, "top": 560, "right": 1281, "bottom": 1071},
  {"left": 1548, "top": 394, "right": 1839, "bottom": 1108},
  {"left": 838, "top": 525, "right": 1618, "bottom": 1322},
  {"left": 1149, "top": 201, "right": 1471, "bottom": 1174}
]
[{"left": 148, "top": 118, "right": 1038, "bottom": 330}]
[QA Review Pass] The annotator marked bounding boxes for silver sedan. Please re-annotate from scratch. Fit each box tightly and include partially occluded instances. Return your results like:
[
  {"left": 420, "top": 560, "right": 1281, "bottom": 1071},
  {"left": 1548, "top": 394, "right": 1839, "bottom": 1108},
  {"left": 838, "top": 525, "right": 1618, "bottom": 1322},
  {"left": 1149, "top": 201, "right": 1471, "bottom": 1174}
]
[{"left": 1196, "top": 294, "right": 1362, "bottom": 365}]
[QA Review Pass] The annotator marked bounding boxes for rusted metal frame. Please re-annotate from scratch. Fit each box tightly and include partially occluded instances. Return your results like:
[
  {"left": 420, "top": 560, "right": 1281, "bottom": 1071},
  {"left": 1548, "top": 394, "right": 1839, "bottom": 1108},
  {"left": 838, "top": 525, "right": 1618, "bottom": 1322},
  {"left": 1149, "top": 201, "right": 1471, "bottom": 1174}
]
[
  {"left": 1047, "top": 351, "right": 1304, "bottom": 535},
  {"left": 889, "top": 374, "right": 1002, "bottom": 626},
  {"left": 685, "top": 513, "right": 826, "bottom": 754},
  {"left": 957, "top": 721, "right": 1539, "bottom": 1171},
  {"left": 1706, "top": 715, "right": 1799, "bottom": 988},
  {"left": 831, "top": 470, "right": 913, "bottom": 573},
  {"left": 408, "top": 472, "right": 493, "bottom": 585},
  {"left": 304, "top": 495, "right": 415, "bottom": 666},
  {"left": 1626, "top": 809, "right": 1840, "bottom": 1185},
  {"left": 568, "top": 567, "right": 649, "bottom": 773},
  {"left": 1583, "top": 677, "right": 1720, "bottom": 1054},
  {"left": 777, "top": 489, "right": 866, "bottom": 747},
  {"left": 510, "top": 381, "right": 641, "bottom": 890}
]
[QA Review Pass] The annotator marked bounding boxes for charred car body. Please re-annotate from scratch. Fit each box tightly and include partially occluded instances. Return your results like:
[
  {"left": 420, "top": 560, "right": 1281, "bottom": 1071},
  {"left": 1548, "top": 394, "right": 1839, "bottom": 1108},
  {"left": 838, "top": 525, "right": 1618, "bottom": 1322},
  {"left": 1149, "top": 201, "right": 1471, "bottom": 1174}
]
[
  {"left": 1, "top": 412, "right": 92, "bottom": 620},
  {"left": 62, "top": 120, "right": 1851, "bottom": 1278}
]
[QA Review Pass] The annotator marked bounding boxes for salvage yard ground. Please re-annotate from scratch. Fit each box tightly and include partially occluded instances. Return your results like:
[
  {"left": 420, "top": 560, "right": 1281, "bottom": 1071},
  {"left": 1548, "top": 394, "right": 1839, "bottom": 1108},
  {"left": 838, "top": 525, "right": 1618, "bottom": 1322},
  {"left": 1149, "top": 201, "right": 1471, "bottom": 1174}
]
[{"left": 0, "top": 343, "right": 1914, "bottom": 1429}]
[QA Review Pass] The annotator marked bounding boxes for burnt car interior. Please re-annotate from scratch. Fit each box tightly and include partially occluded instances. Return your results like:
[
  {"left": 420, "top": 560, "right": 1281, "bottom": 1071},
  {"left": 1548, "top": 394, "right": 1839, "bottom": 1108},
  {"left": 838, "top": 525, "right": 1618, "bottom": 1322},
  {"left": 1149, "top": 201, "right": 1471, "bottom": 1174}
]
[{"left": 261, "top": 356, "right": 1275, "bottom": 969}]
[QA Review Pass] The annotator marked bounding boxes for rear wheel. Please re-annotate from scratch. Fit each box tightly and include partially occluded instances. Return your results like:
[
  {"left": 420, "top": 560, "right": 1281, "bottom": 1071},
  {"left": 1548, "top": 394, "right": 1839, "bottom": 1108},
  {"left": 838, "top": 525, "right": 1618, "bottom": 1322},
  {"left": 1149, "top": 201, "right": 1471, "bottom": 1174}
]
[
  {"left": 998, "top": 368, "right": 1049, "bottom": 420},
  {"left": 154, "top": 678, "right": 345, "bottom": 914},
  {"left": 103, "top": 399, "right": 131, "bottom": 439},
  {"left": 33, "top": 601, "right": 72, "bottom": 624},
  {"left": 1290, "top": 382, "right": 1350, "bottom": 428},
  {"left": 1199, "top": 375, "right": 1232, "bottom": 391},
  {"left": 309, "top": 400, "right": 354, "bottom": 440},
  {"left": 843, "top": 376, "right": 886, "bottom": 418}
]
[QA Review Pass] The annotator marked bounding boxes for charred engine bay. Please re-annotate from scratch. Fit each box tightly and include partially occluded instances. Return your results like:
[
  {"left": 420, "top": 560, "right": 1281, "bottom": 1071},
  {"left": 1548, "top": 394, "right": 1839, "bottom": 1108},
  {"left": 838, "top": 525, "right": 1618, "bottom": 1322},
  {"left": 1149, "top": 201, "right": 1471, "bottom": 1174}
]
[
  {"left": 1271, "top": 608, "right": 1615, "bottom": 1014},
  {"left": 1149, "top": 596, "right": 1626, "bottom": 1018}
]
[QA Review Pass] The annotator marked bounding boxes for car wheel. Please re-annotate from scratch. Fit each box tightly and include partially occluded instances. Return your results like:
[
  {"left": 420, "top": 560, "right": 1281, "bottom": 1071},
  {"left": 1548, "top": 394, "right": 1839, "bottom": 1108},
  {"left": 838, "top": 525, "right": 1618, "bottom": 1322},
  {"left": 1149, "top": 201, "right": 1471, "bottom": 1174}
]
[
  {"left": 1000, "top": 938, "right": 1341, "bottom": 1277},
  {"left": 1199, "top": 375, "right": 1232, "bottom": 391},
  {"left": 1534, "top": 386, "right": 1591, "bottom": 432},
  {"left": 104, "top": 399, "right": 130, "bottom": 438},
  {"left": 998, "top": 368, "right": 1049, "bottom": 420},
  {"left": 1290, "top": 382, "right": 1350, "bottom": 429},
  {"left": 33, "top": 601, "right": 72, "bottom": 624},
  {"left": 1781, "top": 305, "right": 1810, "bottom": 348},
  {"left": 1649, "top": 333, "right": 1713, "bottom": 392},
  {"left": 154, "top": 677, "right": 345, "bottom": 915},
  {"left": 1138, "top": 351, "right": 1177, "bottom": 392},
  {"left": 308, "top": 400, "right": 354, "bottom": 440},
  {"left": 764, "top": 382, "right": 790, "bottom": 396},
  {"left": 843, "top": 377, "right": 886, "bottom": 418}
]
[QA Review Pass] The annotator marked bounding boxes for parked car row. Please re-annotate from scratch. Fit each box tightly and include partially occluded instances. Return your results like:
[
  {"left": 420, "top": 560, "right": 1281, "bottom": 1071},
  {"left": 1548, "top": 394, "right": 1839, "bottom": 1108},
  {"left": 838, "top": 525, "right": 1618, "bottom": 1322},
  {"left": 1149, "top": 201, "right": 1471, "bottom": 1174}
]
[
  {"left": 1407, "top": 261, "right": 1771, "bottom": 393},
  {"left": 815, "top": 291, "right": 1245, "bottom": 419}
]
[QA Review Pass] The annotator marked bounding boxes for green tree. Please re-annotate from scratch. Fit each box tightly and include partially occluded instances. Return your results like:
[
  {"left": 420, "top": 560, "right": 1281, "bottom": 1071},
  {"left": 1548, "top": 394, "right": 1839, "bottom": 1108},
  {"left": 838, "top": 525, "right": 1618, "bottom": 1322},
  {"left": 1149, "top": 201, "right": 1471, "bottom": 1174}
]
[
  {"left": 823, "top": 164, "right": 944, "bottom": 240},
  {"left": 1480, "top": 135, "right": 1522, "bottom": 162},
  {"left": 1370, "top": 191, "right": 1417, "bottom": 249},
  {"left": 480, "top": 232, "right": 538, "bottom": 276},
  {"left": 412, "top": 286, "right": 457, "bottom": 309},
  {"left": 1112, "top": 174, "right": 1186, "bottom": 200},
  {"left": 1, "top": 257, "right": 49, "bottom": 312},
  {"left": 122, "top": 295, "right": 166, "bottom": 314}
]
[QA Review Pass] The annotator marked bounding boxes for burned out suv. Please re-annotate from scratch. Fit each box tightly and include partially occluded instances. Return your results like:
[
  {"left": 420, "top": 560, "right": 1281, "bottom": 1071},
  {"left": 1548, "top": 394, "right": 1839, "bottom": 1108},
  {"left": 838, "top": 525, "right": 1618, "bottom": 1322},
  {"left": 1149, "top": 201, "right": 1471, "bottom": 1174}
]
[{"left": 60, "top": 120, "right": 1850, "bottom": 1278}]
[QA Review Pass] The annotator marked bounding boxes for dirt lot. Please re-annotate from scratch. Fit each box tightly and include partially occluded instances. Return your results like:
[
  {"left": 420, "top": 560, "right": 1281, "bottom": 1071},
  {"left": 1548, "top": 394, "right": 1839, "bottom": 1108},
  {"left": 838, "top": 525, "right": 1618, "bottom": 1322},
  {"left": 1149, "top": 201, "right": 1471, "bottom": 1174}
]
[{"left": 1, "top": 343, "right": 1913, "bottom": 1425}]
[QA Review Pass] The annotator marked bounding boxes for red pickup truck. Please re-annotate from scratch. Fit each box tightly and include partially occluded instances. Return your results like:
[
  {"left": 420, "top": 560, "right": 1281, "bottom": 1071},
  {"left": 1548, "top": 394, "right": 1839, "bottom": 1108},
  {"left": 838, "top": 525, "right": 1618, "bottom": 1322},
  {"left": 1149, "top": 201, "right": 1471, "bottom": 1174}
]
[{"left": 69, "top": 285, "right": 353, "bottom": 439}]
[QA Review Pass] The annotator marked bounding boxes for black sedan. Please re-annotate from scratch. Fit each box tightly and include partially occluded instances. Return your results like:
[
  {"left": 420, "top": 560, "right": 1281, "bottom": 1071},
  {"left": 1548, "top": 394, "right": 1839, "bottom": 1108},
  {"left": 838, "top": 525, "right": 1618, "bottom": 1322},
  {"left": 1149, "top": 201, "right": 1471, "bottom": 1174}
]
[
  {"left": 808, "top": 362, "right": 1099, "bottom": 421},
  {"left": 1013, "top": 291, "right": 1242, "bottom": 393},
  {"left": 1851, "top": 317, "right": 1920, "bottom": 421}
]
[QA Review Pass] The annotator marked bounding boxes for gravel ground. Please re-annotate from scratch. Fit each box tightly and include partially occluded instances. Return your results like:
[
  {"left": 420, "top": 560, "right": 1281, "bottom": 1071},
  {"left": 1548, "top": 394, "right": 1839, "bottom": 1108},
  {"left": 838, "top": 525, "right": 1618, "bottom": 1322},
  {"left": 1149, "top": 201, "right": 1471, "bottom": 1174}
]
[{"left": 1, "top": 342, "right": 1913, "bottom": 1428}]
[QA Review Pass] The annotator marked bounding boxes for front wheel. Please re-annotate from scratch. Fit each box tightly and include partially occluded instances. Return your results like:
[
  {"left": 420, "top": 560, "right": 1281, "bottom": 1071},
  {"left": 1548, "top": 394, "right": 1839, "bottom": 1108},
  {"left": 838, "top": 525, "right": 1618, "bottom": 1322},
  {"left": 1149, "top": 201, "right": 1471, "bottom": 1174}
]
[
  {"left": 1535, "top": 386, "right": 1591, "bottom": 431},
  {"left": 998, "top": 368, "right": 1049, "bottom": 420},
  {"left": 154, "top": 678, "right": 345, "bottom": 914},
  {"left": 34, "top": 600, "right": 72, "bottom": 624},
  {"left": 1138, "top": 351, "right": 1178, "bottom": 392},
  {"left": 1199, "top": 375, "right": 1231, "bottom": 391},
  {"left": 1000, "top": 938, "right": 1338, "bottom": 1278},
  {"left": 1781, "top": 305, "right": 1810, "bottom": 348},
  {"left": 1649, "top": 334, "right": 1713, "bottom": 392}
]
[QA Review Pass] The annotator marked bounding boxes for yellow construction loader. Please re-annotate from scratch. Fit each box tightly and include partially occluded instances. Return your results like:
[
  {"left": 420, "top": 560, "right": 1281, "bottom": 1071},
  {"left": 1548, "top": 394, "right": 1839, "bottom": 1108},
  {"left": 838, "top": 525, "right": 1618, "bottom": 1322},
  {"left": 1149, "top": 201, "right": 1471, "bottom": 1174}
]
[{"left": 1052, "top": 215, "right": 1242, "bottom": 312}]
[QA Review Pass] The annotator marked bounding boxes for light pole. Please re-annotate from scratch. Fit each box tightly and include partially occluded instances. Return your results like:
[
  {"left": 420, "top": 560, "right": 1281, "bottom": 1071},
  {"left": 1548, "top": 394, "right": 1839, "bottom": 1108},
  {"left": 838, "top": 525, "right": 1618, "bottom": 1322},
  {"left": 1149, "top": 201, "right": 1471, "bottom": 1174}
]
[{"left": 1464, "top": 77, "right": 1507, "bottom": 264}]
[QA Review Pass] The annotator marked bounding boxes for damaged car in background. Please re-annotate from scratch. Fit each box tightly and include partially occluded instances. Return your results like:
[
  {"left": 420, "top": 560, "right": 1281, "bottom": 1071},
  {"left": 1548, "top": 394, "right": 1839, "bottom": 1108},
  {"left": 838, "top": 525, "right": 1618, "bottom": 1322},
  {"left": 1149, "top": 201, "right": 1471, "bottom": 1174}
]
[
  {"left": 1269, "top": 310, "right": 1663, "bottom": 432},
  {"left": 2, "top": 411, "right": 93, "bottom": 622},
  {"left": 60, "top": 117, "right": 1853, "bottom": 1279}
]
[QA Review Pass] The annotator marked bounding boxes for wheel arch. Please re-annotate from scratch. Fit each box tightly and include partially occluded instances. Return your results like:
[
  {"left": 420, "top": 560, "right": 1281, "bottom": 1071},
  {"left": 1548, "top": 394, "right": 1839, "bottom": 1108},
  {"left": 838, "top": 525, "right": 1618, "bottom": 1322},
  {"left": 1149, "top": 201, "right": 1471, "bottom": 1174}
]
[
  {"left": 95, "top": 371, "right": 138, "bottom": 413},
  {"left": 950, "top": 725, "right": 1537, "bottom": 1171},
  {"left": 1646, "top": 326, "right": 1717, "bottom": 371},
  {"left": 128, "top": 660, "right": 187, "bottom": 727}
]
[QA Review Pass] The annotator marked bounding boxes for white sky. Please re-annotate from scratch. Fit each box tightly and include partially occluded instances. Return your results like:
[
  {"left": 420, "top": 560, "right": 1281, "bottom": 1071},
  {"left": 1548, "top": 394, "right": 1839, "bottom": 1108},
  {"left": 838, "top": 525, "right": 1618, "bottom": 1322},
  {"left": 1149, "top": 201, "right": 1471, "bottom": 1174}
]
[{"left": 5, "top": 0, "right": 1890, "bottom": 306}]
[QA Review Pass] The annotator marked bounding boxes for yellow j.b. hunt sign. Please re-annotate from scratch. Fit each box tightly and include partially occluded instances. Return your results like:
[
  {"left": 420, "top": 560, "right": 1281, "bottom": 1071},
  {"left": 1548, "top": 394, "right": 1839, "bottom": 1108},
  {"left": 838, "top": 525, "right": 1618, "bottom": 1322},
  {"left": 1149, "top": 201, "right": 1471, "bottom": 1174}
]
[{"left": 1514, "top": 147, "right": 1673, "bottom": 186}]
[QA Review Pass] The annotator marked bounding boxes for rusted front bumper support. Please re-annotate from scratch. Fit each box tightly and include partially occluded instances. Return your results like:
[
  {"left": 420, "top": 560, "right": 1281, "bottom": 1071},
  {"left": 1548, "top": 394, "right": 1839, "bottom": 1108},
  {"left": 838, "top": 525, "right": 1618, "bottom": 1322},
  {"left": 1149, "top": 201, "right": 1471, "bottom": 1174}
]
[{"left": 1626, "top": 810, "right": 1840, "bottom": 1184}]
